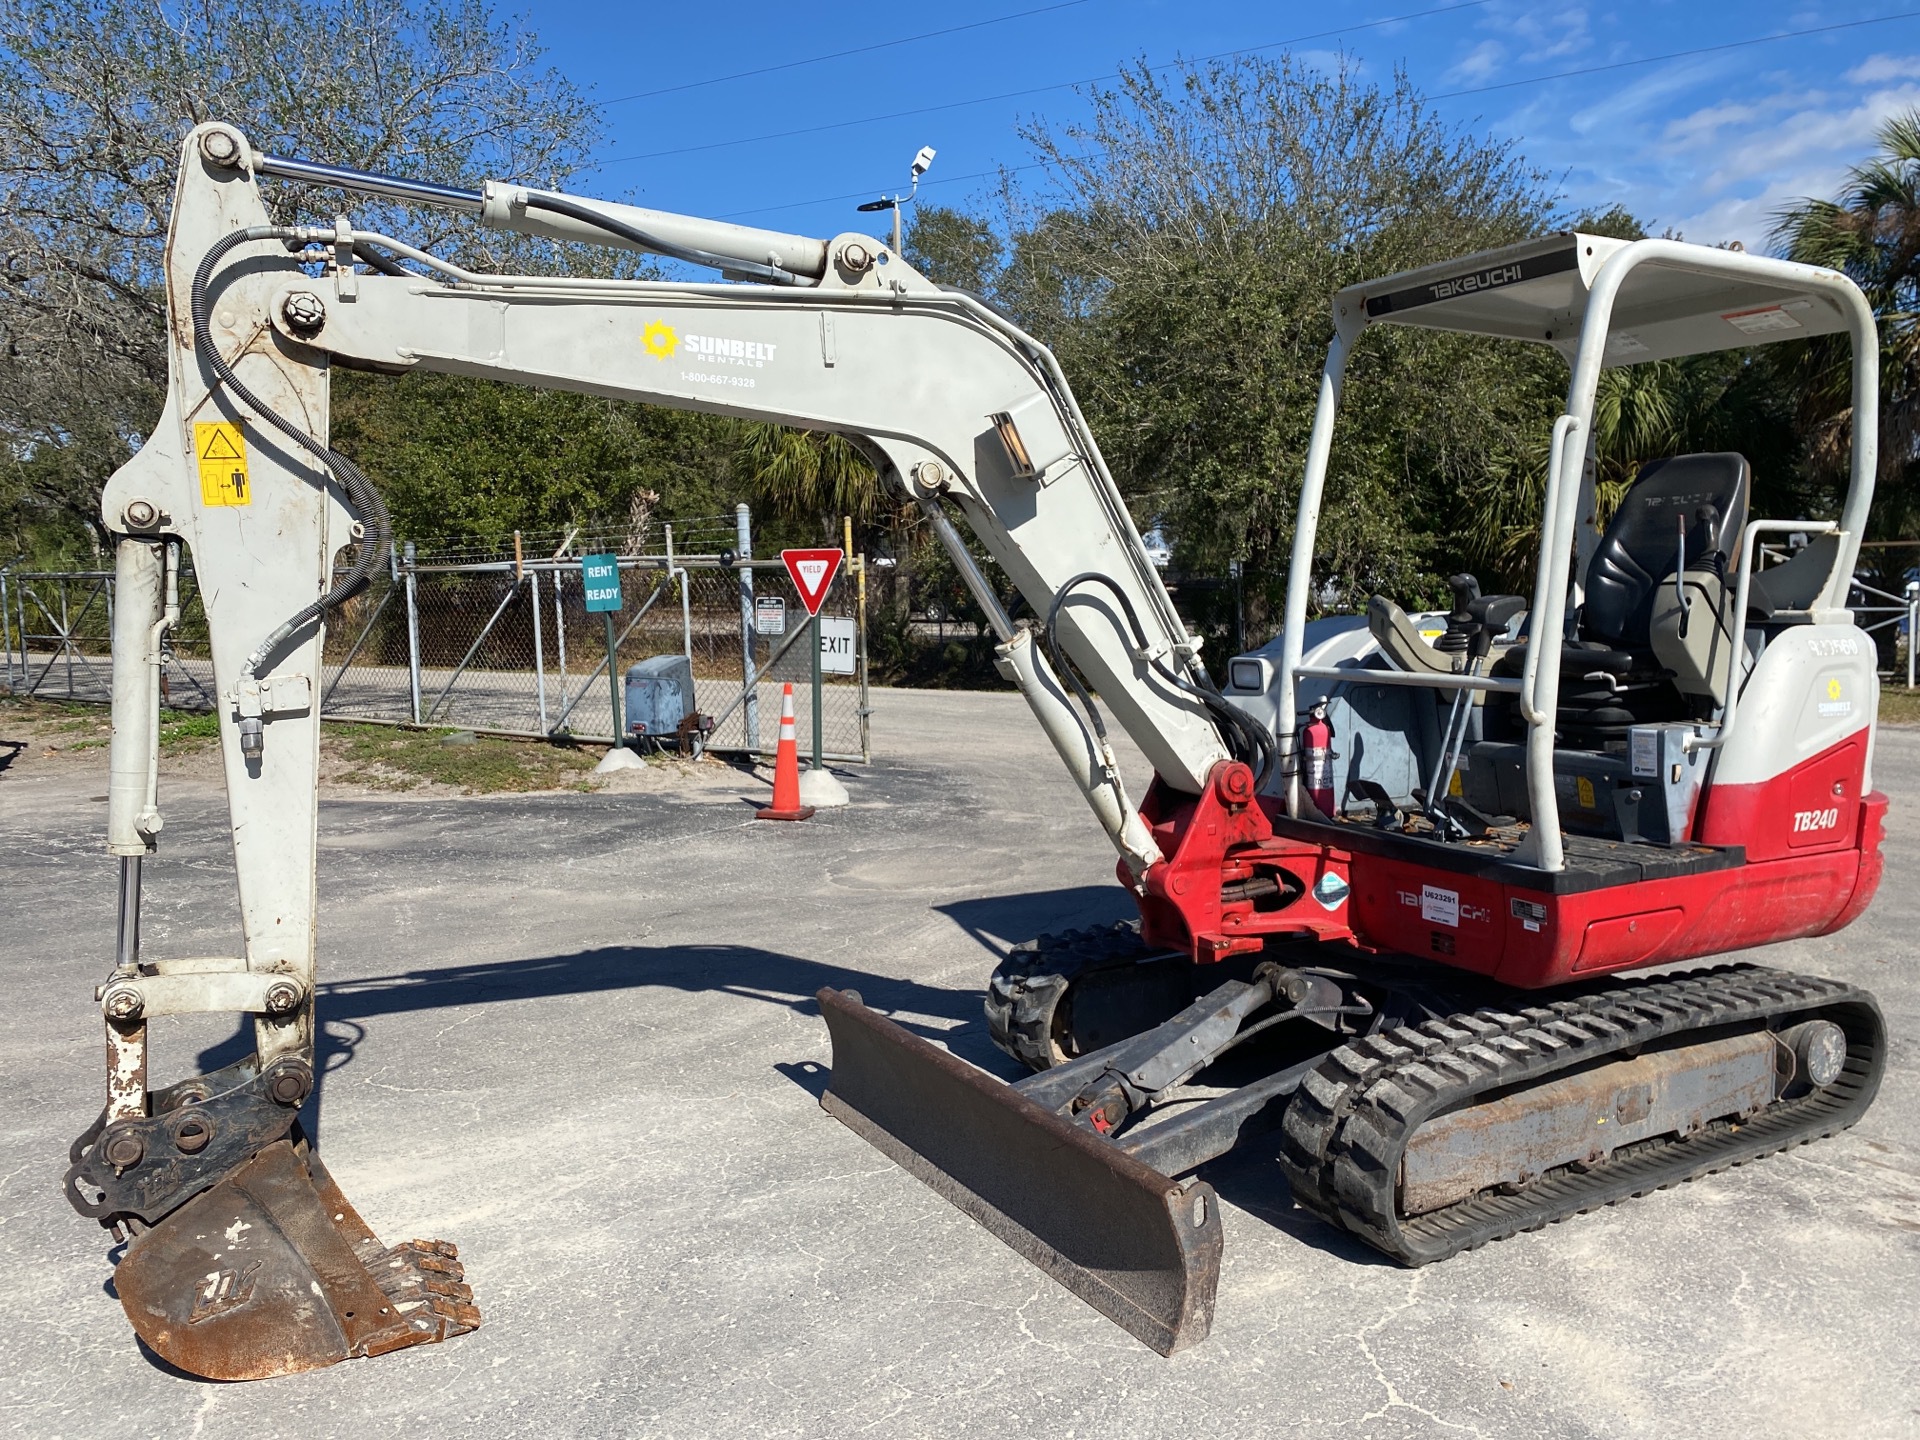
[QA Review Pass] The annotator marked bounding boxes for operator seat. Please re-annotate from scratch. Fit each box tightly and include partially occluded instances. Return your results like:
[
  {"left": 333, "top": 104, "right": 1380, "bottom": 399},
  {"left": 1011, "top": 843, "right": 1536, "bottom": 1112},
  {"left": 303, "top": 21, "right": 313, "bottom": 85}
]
[{"left": 1491, "top": 453, "right": 1749, "bottom": 746}]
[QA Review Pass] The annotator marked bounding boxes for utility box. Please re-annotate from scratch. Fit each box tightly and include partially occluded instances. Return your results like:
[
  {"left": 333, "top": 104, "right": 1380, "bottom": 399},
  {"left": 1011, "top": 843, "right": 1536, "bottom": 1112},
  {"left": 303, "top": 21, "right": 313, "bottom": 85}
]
[{"left": 623, "top": 656, "right": 696, "bottom": 747}]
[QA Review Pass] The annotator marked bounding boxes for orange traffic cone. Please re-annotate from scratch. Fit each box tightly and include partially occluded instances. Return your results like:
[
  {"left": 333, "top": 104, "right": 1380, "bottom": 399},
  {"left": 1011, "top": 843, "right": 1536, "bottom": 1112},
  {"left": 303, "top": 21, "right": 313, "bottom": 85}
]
[{"left": 757, "top": 683, "right": 816, "bottom": 822}]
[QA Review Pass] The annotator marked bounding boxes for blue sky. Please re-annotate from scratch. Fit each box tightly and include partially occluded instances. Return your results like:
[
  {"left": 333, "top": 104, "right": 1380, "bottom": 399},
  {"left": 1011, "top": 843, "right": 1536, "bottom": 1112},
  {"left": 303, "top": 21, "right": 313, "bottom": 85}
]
[{"left": 527, "top": 1, "right": 1920, "bottom": 253}]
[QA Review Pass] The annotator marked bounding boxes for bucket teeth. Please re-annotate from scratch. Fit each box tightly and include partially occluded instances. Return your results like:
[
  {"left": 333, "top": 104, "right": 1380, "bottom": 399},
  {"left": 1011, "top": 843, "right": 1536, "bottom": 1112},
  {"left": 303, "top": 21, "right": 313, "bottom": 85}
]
[{"left": 371, "top": 1240, "right": 482, "bottom": 1340}]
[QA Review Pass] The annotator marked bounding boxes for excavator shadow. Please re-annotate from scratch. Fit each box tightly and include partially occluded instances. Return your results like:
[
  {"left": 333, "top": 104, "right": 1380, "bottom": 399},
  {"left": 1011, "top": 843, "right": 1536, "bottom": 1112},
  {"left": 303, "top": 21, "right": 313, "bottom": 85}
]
[
  {"left": 934, "top": 884, "right": 1137, "bottom": 964},
  {"left": 190, "top": 941, "right": 1013, "bottom": 1149}
]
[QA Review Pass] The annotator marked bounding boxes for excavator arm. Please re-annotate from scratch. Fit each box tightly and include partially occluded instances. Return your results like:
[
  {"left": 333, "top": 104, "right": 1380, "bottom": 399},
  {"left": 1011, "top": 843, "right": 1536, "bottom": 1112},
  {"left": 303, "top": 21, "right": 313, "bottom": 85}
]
[{"left": 72, "top": 123, "right": 1244, "bottom": 1378}]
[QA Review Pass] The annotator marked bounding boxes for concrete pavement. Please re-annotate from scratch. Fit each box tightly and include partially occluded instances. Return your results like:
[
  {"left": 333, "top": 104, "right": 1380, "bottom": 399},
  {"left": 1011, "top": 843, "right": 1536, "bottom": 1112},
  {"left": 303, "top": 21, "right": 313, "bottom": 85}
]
[{"left": 2, "top": 688, "right": 1916, "bottom": 1438}]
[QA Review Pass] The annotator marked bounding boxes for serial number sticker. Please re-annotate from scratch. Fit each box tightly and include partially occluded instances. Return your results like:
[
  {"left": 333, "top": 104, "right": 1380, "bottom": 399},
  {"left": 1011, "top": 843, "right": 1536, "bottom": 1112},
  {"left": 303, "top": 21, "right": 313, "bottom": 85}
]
[
  {"left": 1511, "top": 897, "right": 1548, "bottom": 933},
  {"left": 1420, "top": 884, "right": 1459, "bottom": 928}
]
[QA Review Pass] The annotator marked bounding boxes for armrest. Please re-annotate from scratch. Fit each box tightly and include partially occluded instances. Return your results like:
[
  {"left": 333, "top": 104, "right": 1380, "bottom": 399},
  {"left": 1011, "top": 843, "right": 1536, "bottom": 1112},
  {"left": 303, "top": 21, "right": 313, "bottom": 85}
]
[{"left": 1468, "top": 594, "right": 1526, "bottom": 633}]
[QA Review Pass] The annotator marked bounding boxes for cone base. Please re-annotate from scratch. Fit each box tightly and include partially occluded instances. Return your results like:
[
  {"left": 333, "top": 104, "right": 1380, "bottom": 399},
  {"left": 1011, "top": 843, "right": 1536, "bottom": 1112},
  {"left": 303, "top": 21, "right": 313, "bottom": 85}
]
[{"left": 756, "top": 805, "right": 816, "bottom": 821}]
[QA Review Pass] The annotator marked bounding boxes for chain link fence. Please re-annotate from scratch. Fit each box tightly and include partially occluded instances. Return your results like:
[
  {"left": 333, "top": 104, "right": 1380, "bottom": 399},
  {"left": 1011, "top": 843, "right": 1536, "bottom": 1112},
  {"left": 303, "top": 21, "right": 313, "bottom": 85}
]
[{"left": 4, "top": 505, "right": 871, "bottom": 763}]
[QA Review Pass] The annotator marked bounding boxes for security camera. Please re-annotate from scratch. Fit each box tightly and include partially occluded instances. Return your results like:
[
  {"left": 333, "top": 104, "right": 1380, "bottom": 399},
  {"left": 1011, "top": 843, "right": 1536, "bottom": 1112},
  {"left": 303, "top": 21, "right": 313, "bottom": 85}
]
[{"left": 912, "top": 146, "right": 936, "bottom": 179}]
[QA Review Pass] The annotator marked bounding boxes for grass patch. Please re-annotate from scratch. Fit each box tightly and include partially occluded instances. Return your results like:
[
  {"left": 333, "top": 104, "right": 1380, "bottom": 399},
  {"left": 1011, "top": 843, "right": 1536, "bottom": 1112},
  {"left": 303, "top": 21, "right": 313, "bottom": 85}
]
[
  {"left": 1879, "top": 686, "right": 1920, "bottom": 726},
  {"left": 159, "top": 708, "right": 220, "bottom": 751},
  {"left": 327, "top": 723, "right": 601, "bottom": 793}
]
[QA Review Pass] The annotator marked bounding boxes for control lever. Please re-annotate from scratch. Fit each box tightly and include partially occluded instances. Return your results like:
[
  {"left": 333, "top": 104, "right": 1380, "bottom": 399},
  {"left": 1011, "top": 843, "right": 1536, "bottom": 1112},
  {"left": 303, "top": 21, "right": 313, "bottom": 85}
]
[{"left": 1676, "top": 515, "right": 1691, "bottom": 639}]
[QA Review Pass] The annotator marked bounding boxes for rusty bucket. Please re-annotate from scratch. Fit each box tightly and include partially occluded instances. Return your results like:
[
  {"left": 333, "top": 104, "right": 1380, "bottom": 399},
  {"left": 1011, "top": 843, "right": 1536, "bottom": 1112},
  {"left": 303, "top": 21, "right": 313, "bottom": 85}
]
[{"left": 111, "top": 1134, "right": 478, "bottom": 1380}]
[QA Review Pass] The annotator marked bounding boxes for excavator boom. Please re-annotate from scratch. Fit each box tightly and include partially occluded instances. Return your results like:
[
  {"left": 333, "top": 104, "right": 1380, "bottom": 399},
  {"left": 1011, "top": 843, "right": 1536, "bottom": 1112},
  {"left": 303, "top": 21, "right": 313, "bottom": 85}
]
[{"left": 70, "top": 123, "right": 1238, "bottom": 1378}]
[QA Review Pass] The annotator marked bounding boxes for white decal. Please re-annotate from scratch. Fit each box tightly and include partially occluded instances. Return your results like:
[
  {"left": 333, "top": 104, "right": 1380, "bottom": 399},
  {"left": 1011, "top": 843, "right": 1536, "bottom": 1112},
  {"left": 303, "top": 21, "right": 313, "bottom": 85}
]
[
  {"left": 1428, "top": 263, "right": 1523, "bottom": 302},
  {"left": 680, "top": 370, "right": 756, "bottom": 390},
  {"left": 1808, "top": 634, "right": 1861, "bottom": 657},
  {"left": 682, "top": 333, "right": 780, "bottom": 369},
  {"left": 1792, "top": 809, "right": 1840, "bottom": 833},
  {"left": 1630, "top": 729, "right": 1659, "bottom": 779},
  {"left": 1723, "top": 305, "right": 1802, "bottom": 336},
  {"left": 1420, "top": 884, "right": 1459, "bottom": 928}
]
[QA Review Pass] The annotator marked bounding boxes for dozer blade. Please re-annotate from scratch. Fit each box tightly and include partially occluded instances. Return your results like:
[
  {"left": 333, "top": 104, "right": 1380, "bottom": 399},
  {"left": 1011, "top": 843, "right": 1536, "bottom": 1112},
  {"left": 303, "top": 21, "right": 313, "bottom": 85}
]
[
  {"left": 114, "top": 1136, "right": 479, "bottom": 1380},
  {"left": 817, "top": 987, "right": 1222, "bottom": 1355}
]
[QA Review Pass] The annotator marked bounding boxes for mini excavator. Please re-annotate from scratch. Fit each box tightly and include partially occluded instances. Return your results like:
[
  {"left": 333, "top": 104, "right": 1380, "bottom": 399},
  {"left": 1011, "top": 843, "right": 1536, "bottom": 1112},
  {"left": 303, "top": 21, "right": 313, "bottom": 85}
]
[{"left": 69, "top": 124, "right": 1886, "bottom": 1376}]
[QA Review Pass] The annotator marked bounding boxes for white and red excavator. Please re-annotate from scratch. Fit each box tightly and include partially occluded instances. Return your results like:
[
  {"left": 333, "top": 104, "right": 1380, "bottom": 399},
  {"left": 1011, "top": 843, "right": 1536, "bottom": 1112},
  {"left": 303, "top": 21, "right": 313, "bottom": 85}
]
[{"left": 68, "top": 123, "right": 1887, "bottom": 1377}]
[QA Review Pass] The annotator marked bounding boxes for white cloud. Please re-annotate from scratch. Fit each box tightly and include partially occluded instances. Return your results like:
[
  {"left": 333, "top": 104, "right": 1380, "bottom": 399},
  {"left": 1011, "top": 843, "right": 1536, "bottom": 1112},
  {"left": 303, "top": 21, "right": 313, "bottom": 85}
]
[
  {"left": 1564, "top": 62, "right": 1730, "bottom": 140},
  {"left": 1847, "top": 53, "right": 1920, "bottom": 85},
  {"left": 1506, "top": 3, "right": 1590, "bottom": 62},
  {"left": 1447, "top": 40, "right": 1506, "bottom": 86},
  {"left": 1662, "top": 99, "right": 1764, "bottom": 149},
  {"left": 1701, "top": 84, "right": 1920, "bottom": 193}
]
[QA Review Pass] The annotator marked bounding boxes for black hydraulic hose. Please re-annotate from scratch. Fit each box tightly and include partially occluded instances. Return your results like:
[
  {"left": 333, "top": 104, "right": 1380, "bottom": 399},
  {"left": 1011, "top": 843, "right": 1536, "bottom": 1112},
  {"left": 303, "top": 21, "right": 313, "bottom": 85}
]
[
  {"left": 351, "top": 240, "right": 412, "bottom": 277},
  {"left": 1044, "top": 571, "right": 1277, "bottom": 790},
  {"left": 191, "top": 226, "right": 393, "bottom": 679},
  {"left": 518, "top": 192, "right": 803, "bottom": 286}
]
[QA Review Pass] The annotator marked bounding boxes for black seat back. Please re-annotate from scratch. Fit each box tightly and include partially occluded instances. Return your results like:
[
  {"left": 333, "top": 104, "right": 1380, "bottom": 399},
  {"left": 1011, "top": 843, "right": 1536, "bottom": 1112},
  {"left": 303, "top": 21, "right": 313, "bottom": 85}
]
[{"left": 1583, "top": 453, "right": 1748, "bottom": 649}]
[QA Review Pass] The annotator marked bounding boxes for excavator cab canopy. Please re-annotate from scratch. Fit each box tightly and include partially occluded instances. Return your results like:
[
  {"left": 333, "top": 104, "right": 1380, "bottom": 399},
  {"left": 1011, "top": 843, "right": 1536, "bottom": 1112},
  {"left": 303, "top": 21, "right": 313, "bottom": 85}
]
[
  {"left": 1334, "top": 231, "right": 1855, "bottom": 366},
  {"left": 1275, "top": 232, "right": 1879, "bottom": 873}
]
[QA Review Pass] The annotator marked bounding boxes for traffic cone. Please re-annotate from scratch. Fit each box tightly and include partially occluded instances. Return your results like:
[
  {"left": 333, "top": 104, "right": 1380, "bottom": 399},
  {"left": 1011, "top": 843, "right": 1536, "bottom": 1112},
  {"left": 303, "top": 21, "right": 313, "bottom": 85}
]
[{"left": 757, "top": 683, "right": 816, "bottom": 822}]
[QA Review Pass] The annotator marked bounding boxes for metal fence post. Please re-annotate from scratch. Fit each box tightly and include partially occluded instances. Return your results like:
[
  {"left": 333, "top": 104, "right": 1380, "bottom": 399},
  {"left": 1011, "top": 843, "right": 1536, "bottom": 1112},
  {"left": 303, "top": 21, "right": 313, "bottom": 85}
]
[
  {"left": 666, "top": 523, "right": 692, "bottom": 663},
  {"left": 403, "top": 541, "right": 422, "bottom": 725},
  {"left": 0, "top": 568, "right": 13, "bottom": 689},
  {"left": 532, "top": 565, "right": 549, "bottom": 732},
  {"left": 856, "top": 553, "right": 871, "bottom": 763},
  {"left": 1907, "top": 581, "right": 1918, "bottom": 691},
  {"left": 555, "top": 567, "right": 569, "bottom": 722},
  {"left": 736, "top": 503, "right": 759, "bottom": 751}
]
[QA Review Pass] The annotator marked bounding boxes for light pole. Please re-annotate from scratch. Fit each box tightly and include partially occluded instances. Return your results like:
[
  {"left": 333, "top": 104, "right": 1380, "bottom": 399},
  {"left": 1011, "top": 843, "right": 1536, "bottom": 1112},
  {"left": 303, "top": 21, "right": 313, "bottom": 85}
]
[{"left": 858, "top": 145, "right": 936, "bottom": 255}]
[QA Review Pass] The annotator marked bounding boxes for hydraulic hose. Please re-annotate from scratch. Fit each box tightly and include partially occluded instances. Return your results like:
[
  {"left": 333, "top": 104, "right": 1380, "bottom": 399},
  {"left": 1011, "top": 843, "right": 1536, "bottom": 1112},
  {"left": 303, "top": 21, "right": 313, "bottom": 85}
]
[
  {"left": 518, "top": 192, "right": 803, "bottom": 286},
  {"left": 1044, "top": 572, "right": 1277, "bottom": 791},
  {"left": 190, "top": 226, "right": 392, "bottom": 680}
]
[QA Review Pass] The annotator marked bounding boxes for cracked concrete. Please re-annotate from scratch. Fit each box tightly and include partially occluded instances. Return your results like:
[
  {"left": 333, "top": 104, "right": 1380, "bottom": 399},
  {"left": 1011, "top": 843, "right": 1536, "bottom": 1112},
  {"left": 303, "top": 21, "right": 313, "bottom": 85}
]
[{"left": 2, "top": 688, "right": 1917, "bottom": 1438}]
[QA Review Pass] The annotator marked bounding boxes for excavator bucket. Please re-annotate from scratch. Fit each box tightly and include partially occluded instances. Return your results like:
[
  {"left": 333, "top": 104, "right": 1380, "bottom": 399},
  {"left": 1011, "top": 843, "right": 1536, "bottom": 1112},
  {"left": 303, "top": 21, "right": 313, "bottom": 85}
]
[
  {"left": 112, "top": 1135, "right": 478, "bottom": 1380},
  {"left": 817, "top": 988, "right": 1222, "bottom": 1355}
]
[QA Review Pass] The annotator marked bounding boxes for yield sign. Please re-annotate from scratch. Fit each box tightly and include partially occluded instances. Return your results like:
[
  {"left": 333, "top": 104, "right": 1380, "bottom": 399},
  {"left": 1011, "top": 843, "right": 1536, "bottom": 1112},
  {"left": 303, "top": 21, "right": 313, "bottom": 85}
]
[{"left": 781, "top": 547, "right": 843, "bottom": 616}]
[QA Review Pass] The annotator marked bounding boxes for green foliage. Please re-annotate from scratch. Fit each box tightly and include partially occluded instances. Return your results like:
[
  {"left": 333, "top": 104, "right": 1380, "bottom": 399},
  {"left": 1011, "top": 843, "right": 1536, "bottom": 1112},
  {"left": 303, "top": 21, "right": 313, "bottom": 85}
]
[
  {"left": 904, "top": 207, "right": 1004, "bottom": 294},
  {"left": 978, "top": 55, "right": 1562, "bottom": 625},
  {"left": 330, "top": 371, "right": 741, "bottom": 546},
  {"left": 1774, "top": 108, "right": 1920, "bottom": 543},
  {"left": 0, "top": 0, "right": 599, "bottom": 557}
]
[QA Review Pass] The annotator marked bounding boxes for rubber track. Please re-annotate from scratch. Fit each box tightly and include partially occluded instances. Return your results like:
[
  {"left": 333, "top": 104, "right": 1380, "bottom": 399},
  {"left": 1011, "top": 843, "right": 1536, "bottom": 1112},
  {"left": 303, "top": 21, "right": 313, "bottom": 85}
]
[
  {"left": 1277, "top": 963, "right": 1886, "bottom": 1265},
  {"left": 985, "top": 921, "right": 1154, "bottom": 1071}
]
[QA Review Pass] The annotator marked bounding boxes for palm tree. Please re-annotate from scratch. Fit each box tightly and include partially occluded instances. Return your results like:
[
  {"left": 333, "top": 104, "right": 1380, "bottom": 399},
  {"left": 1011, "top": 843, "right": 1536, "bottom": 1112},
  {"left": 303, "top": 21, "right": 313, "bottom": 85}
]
[
  {"left": 736, "top": 424, "right": 890, "bottom": 532},
  {"left": 1773, "top": 110, "right": 1920, "bottom": 534}
]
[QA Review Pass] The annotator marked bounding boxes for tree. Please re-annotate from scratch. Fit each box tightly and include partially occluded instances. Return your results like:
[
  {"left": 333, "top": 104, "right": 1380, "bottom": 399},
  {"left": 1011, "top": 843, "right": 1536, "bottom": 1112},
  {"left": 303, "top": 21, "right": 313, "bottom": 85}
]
[
  {"left": 903, "top": 206, "right": 1003, "bottom": 295},
  {"left": 0, "top": 0, "right": 599, "bottom": 559},
  {"left": 986, "top": 54, "right": 1561, "bottom": 627},
  {"left": 329, "top": 372, "right": 744, "bottom": 549},
  {"left": 1774, "top": 110, "right": 1920, "bottom": 539}
]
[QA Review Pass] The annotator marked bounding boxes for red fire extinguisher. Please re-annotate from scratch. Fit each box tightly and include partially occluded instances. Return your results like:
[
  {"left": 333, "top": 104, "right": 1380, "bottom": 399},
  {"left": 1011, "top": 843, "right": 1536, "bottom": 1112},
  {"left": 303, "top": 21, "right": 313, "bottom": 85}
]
[{"left": 1300, "top": 700, "right": 1337, "bottom": 818}]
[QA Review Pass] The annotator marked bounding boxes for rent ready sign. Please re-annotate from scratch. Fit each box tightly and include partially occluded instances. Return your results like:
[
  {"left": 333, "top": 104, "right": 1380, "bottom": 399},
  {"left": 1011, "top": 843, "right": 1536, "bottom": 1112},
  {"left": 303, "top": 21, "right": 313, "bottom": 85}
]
[{"left": 581, "top": 553, "right": 623, "bottom": 613}]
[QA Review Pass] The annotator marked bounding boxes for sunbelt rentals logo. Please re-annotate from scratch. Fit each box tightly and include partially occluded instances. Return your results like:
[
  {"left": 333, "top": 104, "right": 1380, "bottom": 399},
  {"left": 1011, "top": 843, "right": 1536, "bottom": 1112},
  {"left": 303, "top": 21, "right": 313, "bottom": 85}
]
[{"left": 642, "top": 320, "right": 678, "bottom": 359}]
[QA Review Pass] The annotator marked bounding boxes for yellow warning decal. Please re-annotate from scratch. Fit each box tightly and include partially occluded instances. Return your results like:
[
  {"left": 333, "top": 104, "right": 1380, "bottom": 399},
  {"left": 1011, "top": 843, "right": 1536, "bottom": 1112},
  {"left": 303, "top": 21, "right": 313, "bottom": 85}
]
[
  {"left": 195, "top": 421, "right": 250, "bottom": 507},
  {"left": 1576, "top": 775, "right": 1596, "bottom": 809}
]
